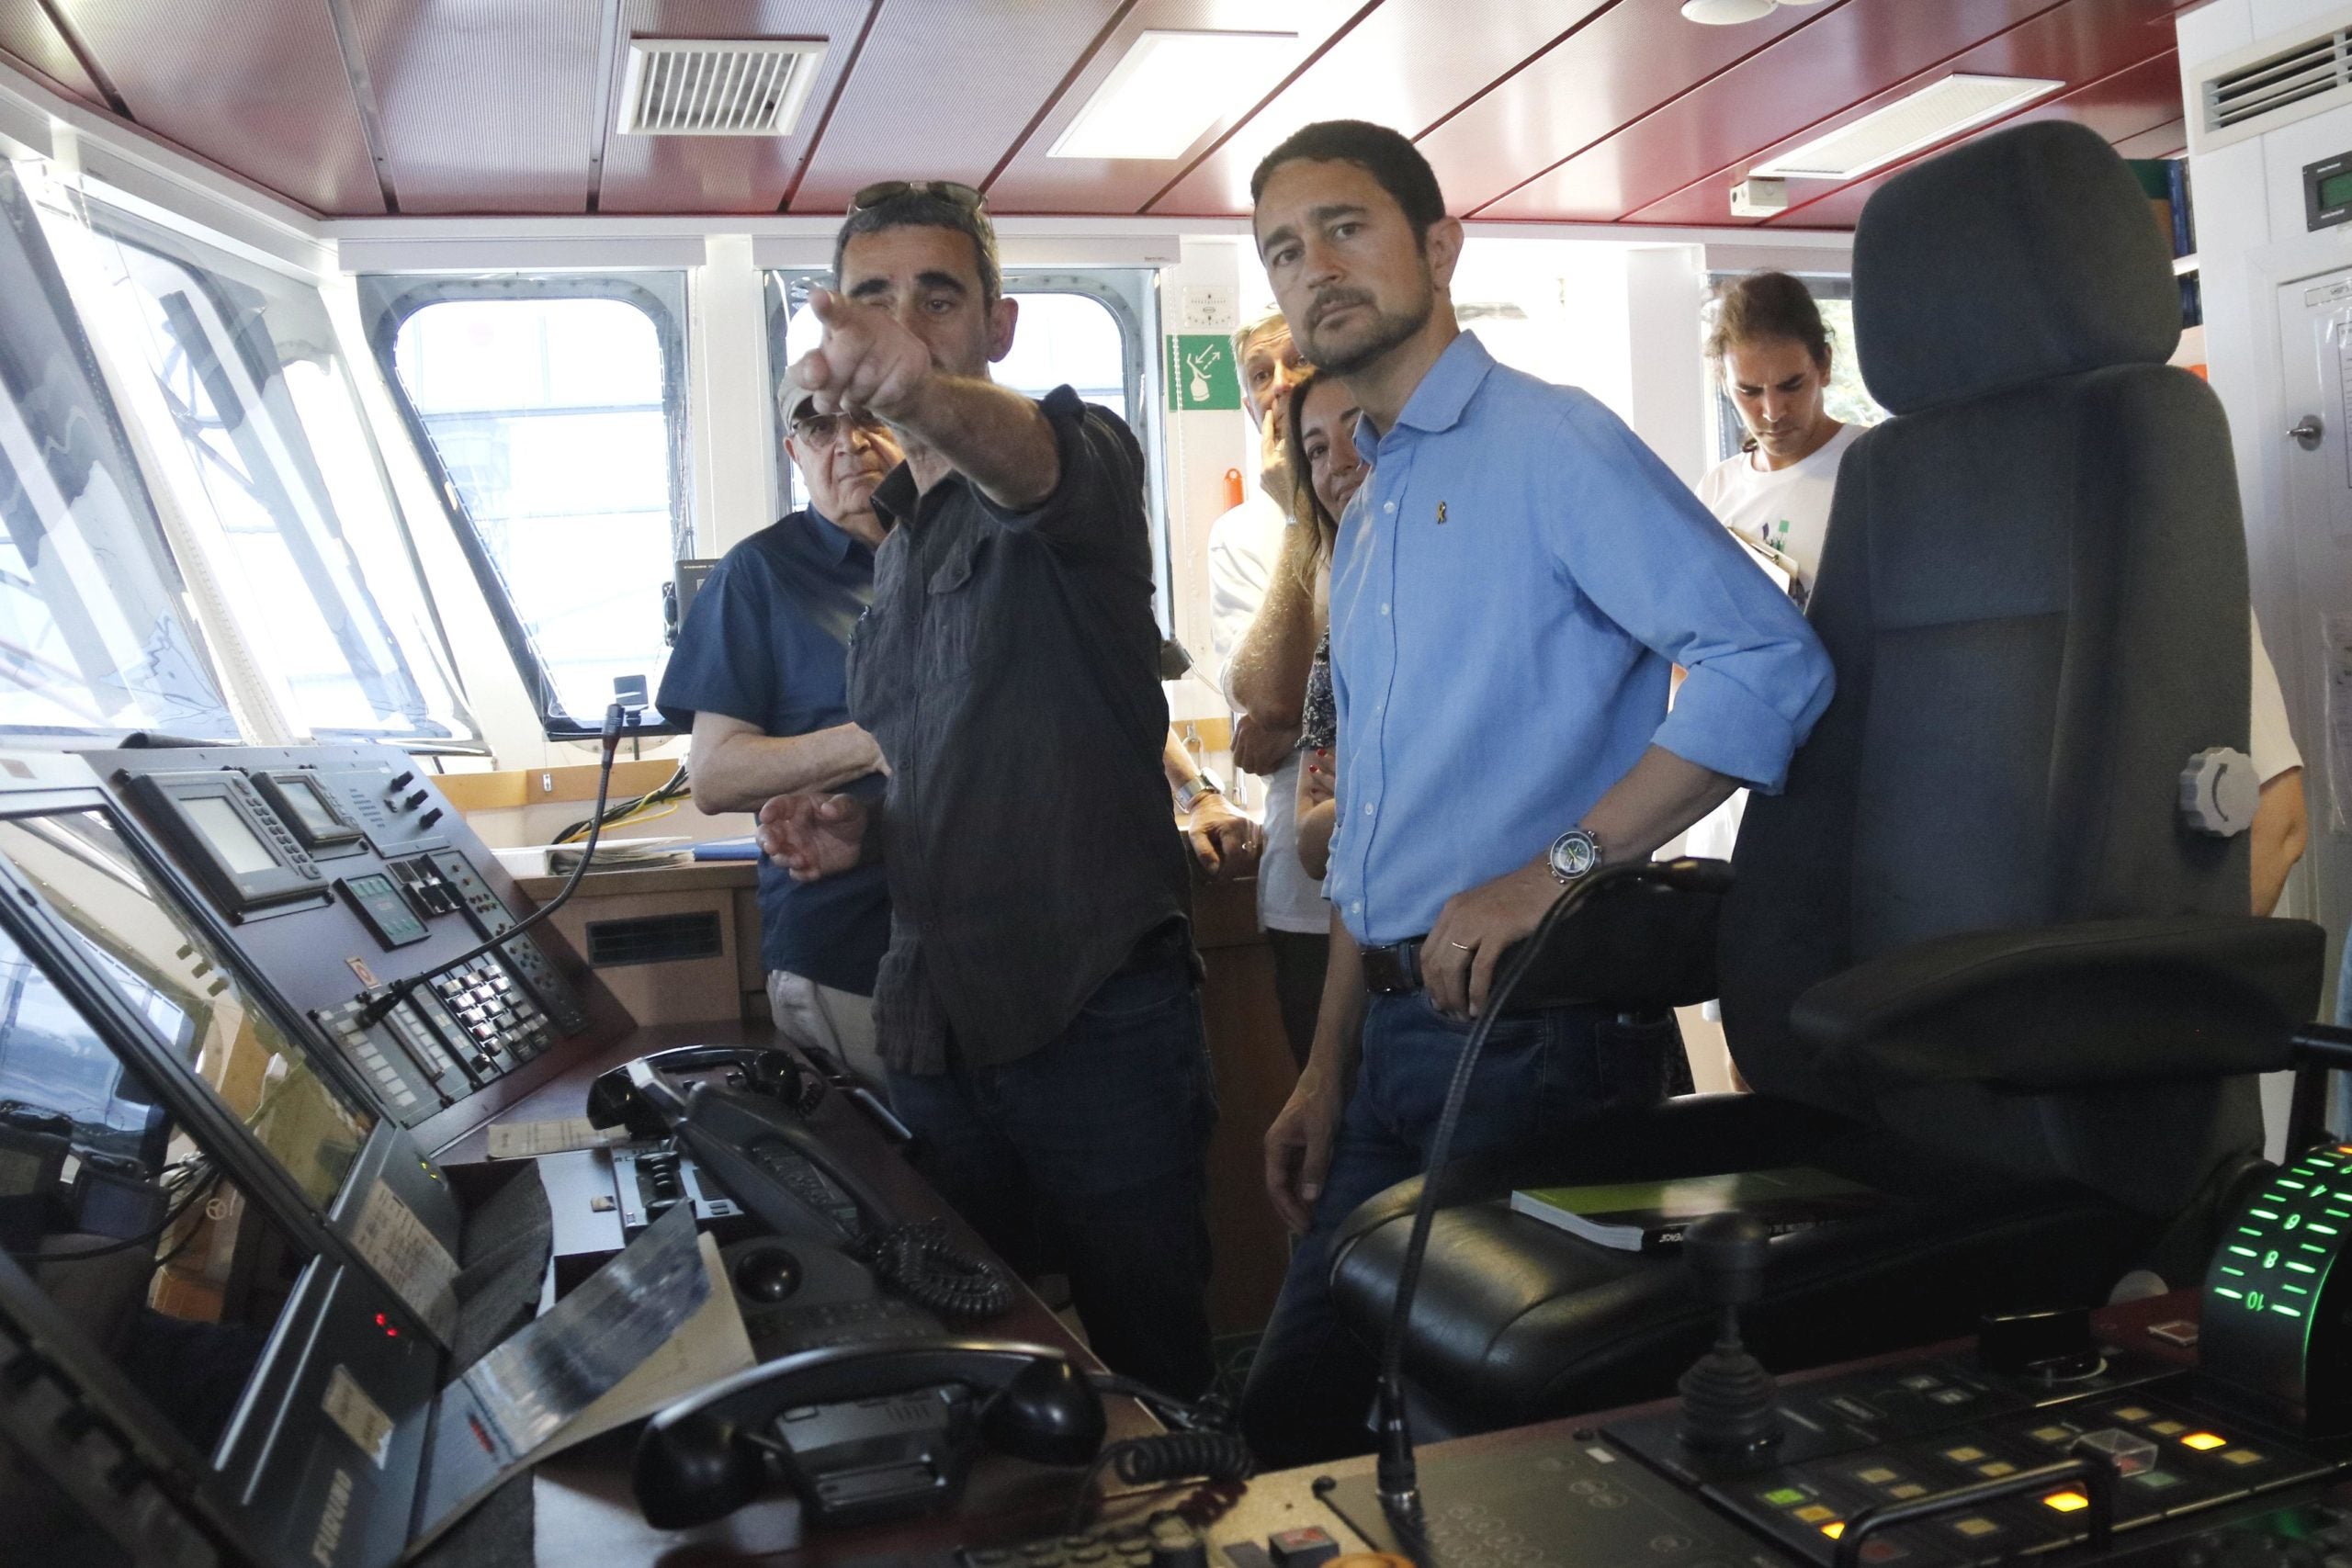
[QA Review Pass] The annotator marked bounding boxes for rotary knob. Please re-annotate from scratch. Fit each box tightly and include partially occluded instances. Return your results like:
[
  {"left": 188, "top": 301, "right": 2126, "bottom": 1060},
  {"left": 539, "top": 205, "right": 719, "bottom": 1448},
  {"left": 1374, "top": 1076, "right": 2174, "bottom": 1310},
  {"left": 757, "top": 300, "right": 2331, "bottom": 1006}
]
[{"left": 2179, "top": 748, "right": 2258, "bottom": 837}]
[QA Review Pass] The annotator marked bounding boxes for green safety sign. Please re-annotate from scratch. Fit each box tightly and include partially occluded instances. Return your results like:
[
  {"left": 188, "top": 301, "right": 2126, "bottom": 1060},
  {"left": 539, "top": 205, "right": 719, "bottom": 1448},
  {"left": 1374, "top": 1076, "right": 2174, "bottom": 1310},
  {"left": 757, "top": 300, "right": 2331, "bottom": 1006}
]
[{"left": 1166, "top": 333, "right": 1241, "bottom": 412}]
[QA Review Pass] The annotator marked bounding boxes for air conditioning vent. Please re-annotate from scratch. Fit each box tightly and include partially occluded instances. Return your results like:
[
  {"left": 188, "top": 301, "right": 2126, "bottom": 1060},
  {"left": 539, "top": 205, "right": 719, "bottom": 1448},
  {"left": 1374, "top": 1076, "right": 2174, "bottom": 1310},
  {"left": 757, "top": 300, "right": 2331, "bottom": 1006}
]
[
  {"left": 618, "top": 39, "right": 827, "bottom": 136},
  {"left": 585, "top": 911, "right": 724, "bottom": 967},
  {"left": 2193, "top": 9, "right": 2352, "bottom": 155}
]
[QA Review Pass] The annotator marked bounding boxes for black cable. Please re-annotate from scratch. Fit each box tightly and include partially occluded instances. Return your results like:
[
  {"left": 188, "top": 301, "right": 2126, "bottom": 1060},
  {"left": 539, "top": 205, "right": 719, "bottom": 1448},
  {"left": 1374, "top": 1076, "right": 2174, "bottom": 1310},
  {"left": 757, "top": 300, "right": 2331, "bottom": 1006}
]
[
  {"left": 1374, "top": 876, "right": 1610, "bottom": 1529},
  {"left": 555, "top": 759, "right": 689, "bottom": 845},
  {"left": 1061, "top": 1431, "right": 1253, "bottom": 1534},
  {"left": 857, "top": 1220, "right": 1017, "bottom": 1320},
  {"left": 11, "top": 1163, "right": 220, "bottom": 1265},
  {"left": 357, "top": 703, "right": 630, "bottom": 1026},
  {"left": 1370, "top": 859, "right": 1733, "bottom": 1533}
]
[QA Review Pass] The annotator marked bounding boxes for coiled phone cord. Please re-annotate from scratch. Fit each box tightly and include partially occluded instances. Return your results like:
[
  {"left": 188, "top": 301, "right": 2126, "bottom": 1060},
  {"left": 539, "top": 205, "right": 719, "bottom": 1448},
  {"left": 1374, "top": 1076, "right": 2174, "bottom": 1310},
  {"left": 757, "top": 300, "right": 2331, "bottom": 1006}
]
[
  {"left": 858, "top": 1219, "right": 1018, "bottom": 1320},
  {"left": 1062, "top": 1430, "right": 1254, "bottom": 1534}
]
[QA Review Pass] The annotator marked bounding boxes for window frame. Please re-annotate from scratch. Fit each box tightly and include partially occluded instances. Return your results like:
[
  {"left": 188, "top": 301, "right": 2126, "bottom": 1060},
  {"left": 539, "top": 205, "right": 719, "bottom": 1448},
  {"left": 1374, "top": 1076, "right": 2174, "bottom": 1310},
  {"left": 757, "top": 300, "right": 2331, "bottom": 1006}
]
[
  {"left": 763, "top": 265, "right": 1172, "bottom": 629},
  {"left": 358, "top": 272, "right": 693, "bottom": 742},
  {"left": 70, "top": 198, "right": 479, "bottom": 749},
  {"left": 0, "top": 164, "right": 242, "bottom": 743}
]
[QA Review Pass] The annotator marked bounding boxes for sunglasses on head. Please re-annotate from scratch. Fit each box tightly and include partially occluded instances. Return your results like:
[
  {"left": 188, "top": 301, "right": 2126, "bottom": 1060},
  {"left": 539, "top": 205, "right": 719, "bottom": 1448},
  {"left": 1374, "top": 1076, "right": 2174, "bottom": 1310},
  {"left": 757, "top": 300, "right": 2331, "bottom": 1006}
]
[{"left": 848, "top": 179, "right": 988, "bottom": 214}]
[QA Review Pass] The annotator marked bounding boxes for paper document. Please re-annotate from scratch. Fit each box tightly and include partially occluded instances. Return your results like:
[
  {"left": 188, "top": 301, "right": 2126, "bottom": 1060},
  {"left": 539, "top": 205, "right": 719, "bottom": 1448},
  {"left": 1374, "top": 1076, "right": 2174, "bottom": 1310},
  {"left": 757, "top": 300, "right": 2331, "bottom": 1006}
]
[
  {"left": 458, "top": 1201, "right": 708, "bottom": 1461},
  {"left": 485, "top": 1117, "right": 630, "bottom": 1160},
  {"left": 349, "top": 1181, "right": 460, "bottom": 1343}
]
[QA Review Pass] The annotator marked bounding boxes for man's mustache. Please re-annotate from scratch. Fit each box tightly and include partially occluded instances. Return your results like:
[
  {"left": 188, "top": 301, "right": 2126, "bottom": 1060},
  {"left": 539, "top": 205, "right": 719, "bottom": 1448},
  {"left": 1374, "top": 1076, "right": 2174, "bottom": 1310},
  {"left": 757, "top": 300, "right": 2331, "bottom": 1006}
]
[{"left": 1309, "top": 288, "right": 1374, "bottom": 328}]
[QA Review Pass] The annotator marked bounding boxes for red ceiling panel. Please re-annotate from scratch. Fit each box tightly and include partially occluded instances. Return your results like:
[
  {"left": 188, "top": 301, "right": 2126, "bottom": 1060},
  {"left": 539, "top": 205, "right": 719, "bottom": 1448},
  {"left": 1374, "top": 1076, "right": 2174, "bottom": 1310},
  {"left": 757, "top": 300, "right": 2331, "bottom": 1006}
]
[
  {"left": 2113, "top": 116, "right": 2185, "bottom": 157},
  {"left": 1631, "top": 0, "right": 2187, "bottom": 228},
  {"left": 790, "top": 0, "right": 1126, "bottom": 213},
  {"left": 1478, "top": 0, "right": 2063, "bottom": 221},
  {"left": 594, "top": 0, "right": 868, "bottom": 214},
  {"left": 1763, "top": 47, "right": 2180, "bottom": 228},
  {"left": 347, "top": 0, "right": 601, "bottom": 214},
  {"left": 1409, "top": 0, "right": 1828, "bottom": 219},
  {"left": 62, "top": 0, "right": 383, "bottom": 213},
  {"left": 1147, "top": 0, "right": 1611, "bottom": 219},
  {"left": 0, "top": 0, "right": 100, "bottom": 105},
  {"left": 983, "top": 0, "right": 1364, "bottom": 215}
]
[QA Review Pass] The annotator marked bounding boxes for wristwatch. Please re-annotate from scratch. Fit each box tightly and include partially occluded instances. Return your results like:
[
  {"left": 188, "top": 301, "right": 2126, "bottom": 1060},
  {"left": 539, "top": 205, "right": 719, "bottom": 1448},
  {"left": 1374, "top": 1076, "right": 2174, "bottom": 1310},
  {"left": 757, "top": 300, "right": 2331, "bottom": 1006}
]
[
  {"left": 1174, "top": 770, "right": 1224, "bottom": 815},
  {"left": 1547, "top": 825, "right": 1603, "bottom": 885}
]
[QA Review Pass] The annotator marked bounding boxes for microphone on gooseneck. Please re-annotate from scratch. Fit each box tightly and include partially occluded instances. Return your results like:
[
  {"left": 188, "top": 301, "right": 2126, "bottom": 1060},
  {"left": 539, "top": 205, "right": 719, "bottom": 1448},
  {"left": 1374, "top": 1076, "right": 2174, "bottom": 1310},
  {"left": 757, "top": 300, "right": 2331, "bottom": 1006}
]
[{"left": 1371, "top": 859, "right": 1736, "bottom": 1531}]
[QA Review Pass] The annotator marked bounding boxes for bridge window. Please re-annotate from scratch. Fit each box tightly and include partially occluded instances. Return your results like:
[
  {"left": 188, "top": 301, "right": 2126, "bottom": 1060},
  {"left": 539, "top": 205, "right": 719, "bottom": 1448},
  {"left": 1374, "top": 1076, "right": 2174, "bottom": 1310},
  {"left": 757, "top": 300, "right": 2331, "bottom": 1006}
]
[
  {"left": 365, "top": 275, "right": 689, "bottom": 740},
  {"left": 0, "top": 166, "right": 236, "bottom": 740},
  {"left": 34, "top": 193, "right": 476, "bottom": 747}
]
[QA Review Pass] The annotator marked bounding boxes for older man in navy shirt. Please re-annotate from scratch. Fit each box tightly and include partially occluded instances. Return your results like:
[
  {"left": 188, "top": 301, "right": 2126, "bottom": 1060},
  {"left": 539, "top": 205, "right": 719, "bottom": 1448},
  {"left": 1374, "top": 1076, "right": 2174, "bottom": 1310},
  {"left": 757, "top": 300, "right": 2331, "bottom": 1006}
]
[
  {"left": 657, "top": 393, "right": 900, "bottom": 1086},
  {"left": 1238, "top": 120, "right": 1837, "bottom": 1464}
]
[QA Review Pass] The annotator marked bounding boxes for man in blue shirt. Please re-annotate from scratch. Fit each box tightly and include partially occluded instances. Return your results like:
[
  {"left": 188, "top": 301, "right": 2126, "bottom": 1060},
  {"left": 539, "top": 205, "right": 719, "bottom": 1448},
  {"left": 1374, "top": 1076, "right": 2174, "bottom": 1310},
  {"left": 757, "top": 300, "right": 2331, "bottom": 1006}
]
[
  {"left": 656, "top": 393, "right": 899, "bottom": 1085},
  {"left": 1238, "top": 120, "right": 1836, "bottom": 1464}
]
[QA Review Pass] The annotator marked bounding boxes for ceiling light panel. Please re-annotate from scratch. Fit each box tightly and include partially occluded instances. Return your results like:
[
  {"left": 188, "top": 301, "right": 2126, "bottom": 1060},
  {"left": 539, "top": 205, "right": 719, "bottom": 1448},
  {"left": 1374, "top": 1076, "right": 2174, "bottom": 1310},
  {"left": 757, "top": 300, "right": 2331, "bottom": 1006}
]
[
  {"left": 1049, "top": 30, "right": 1299, "bottom": 161},
  {"left": 1751, "top": 73, "right": 2064, "bottom": 180}
]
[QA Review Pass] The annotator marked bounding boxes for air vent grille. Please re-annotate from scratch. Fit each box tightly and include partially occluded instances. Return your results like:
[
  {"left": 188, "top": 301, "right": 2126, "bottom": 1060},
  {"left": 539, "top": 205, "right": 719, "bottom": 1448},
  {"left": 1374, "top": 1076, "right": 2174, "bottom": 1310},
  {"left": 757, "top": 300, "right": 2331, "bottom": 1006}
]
[
  {"left": 585, "top": 911, "right": 723, "bottom": 967},
  {"left": 2193, "top": 10, "right": 2352, "bottom": 154},
  {"left": 2209, "top": 33, "right": 2349, "bottom": 133},
  {"left": 618, "top": 39, "right": 827, "bottom": 136}
]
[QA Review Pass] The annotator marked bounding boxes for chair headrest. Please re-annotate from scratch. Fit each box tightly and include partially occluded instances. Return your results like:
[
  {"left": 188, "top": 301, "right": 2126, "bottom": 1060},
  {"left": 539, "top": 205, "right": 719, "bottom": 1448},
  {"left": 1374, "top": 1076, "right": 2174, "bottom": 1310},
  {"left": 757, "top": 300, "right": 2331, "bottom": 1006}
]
[{"left": 1852, "top": 120, "right": 2180, "bottom": 415}]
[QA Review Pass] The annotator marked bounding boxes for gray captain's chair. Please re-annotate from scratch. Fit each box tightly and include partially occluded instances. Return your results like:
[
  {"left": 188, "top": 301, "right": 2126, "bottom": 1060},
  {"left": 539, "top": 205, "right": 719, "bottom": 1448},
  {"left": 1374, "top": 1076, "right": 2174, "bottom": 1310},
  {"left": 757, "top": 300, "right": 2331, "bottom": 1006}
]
[{"left": 1325, "top": 120, "right": 2324, "bottom": 1439}]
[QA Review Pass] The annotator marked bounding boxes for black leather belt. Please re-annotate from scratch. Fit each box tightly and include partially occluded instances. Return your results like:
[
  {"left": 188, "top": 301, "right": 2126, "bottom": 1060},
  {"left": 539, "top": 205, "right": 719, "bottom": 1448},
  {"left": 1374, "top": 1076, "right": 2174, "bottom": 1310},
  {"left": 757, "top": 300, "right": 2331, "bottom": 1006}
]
[{"left": 1360, "top": 938, "right": 1425, "bottom": 996}]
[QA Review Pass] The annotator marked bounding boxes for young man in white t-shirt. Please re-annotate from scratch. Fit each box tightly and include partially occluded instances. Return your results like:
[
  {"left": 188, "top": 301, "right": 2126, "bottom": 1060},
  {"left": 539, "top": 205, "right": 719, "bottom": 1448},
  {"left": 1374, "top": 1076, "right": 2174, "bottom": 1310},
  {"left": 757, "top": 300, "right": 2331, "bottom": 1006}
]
[
  {"left": 1681, "top": 274, "right": 1854, "bottom": 904},
  {"left": 1695, "top": 271, "right": 1859, "bottom": 611}
]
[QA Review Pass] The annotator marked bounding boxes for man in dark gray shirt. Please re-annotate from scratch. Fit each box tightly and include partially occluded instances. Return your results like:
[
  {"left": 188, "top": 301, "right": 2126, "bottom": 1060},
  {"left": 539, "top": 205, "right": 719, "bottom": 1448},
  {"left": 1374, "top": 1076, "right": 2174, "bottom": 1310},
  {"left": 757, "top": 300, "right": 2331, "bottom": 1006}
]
[{"left": 757, "top": 183, "right": 1214, "bottom": 1398}]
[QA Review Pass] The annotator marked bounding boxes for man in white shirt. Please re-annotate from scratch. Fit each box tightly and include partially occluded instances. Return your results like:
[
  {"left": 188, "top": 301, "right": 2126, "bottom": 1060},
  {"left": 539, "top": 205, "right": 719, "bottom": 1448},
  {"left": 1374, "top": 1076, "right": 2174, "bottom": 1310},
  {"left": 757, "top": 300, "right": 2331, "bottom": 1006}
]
[{"left": 1206, "top": 310, "right": 1329, "bottom": 1066}]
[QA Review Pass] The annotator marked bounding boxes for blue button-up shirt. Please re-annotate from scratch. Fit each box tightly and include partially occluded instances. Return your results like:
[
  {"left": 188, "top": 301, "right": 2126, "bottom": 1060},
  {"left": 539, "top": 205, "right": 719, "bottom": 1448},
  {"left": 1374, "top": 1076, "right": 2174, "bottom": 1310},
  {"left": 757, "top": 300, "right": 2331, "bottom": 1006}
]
[
  {"left": 1326, "top": 332, "right": 1834, "bottom": 945},
  {"left": 655, "top": 507, "right": 892, "bottom": 994}
]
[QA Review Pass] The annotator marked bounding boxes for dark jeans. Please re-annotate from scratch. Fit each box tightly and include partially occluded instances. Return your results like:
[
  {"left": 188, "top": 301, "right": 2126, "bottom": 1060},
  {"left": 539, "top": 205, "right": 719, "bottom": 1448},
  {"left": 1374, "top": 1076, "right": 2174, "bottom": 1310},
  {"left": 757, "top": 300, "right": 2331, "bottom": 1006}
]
[
  {"left": 888, "top": 957, "right": 1217, "bottom": 1399},
  {"left": 1264, "top": 929, "right": 1330, "bottom": 1072},
  {"left": 1238, "top": 990, "right": 1668, "bottom": 1467}
]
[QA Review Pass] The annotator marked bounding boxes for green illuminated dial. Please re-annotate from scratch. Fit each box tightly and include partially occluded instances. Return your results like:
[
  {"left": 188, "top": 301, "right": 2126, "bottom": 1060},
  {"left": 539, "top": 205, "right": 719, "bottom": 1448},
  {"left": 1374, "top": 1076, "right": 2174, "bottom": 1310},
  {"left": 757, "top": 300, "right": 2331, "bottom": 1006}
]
[{"left": 2201, "top": 1145, "right": 2352, "bottom": 1430}]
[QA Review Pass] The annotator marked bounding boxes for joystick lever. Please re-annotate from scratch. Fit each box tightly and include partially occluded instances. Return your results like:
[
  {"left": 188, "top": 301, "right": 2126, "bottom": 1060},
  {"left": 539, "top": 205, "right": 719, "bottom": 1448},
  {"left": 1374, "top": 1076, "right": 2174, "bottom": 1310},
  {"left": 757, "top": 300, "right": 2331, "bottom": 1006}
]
[{"left": 1677, "top": 1212, "right": 1783, "bottom": 1453}]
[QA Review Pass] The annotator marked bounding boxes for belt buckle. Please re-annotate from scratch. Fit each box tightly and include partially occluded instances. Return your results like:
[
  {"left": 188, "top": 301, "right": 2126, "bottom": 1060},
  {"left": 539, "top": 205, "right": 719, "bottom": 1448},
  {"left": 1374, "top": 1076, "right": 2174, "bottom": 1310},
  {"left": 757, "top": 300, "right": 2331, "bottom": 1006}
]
[{"left": 1365, "top": 941, "right": 1421, "bottom": 996}]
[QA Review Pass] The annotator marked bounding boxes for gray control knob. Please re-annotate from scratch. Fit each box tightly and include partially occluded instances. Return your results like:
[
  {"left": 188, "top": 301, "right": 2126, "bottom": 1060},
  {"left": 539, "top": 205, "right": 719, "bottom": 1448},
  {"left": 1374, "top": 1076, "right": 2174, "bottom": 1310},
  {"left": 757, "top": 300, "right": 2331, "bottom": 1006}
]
[{"left": 2179, "top": 747, "right": 2258, "bottom": 837}]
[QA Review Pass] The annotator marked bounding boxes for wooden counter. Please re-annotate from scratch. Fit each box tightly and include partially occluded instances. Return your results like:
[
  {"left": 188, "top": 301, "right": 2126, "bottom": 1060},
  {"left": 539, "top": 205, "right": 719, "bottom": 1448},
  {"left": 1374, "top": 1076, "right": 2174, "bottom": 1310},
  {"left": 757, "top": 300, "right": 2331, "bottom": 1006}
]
[
  {"left": 1189, "top": 873, "right": 1304, "bottom": 1337},
  {"left": 511, "top": 855, "right": 766, "bottom": 1027}
]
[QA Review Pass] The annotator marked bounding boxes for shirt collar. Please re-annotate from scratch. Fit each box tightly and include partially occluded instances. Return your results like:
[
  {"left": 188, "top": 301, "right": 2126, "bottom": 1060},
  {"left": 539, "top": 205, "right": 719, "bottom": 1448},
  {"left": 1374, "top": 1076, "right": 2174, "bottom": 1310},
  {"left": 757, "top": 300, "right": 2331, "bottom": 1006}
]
[
  {"left": 801, "top": 505, "right": 865, "bottom": 564},
  {"left": 872, "top": 461, "right": 920, "bottom": 528},
  {"left": 1355, "top": 329, "right": 1495, "bottom": 463}
]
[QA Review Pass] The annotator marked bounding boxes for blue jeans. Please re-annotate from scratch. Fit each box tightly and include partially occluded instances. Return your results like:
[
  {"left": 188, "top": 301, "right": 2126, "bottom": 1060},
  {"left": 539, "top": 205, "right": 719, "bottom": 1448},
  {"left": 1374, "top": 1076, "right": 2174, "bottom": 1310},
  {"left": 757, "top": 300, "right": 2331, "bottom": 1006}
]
[
  {"left": 888, "top": 958, "right": 1217, "bottom": 1398},
  {"left": 1238, "top": 991, "right": 1656, "bottom": 1466}
]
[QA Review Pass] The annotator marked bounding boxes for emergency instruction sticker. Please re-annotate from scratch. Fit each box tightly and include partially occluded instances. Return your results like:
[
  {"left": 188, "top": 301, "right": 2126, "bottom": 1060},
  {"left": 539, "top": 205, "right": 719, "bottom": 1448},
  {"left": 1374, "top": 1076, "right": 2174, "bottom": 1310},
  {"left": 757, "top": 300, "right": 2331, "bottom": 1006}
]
[
  {"left": 349, "top": 1181, "right": 459, "bottom": 1343},
  {"left": 322, "top": 1364, "right": 394, "bottom": 1469}
]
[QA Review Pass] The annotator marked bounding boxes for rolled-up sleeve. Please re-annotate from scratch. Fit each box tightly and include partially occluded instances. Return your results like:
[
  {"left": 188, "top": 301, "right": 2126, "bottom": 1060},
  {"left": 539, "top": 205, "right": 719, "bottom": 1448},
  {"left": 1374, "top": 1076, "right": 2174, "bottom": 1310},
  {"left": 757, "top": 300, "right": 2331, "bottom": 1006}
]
[
  {"left": 1549, "top": 398, "right": 1834, "bottom": 793},
  {"left": 972, "top": 384, "right": 1147, "bottom": 557}
]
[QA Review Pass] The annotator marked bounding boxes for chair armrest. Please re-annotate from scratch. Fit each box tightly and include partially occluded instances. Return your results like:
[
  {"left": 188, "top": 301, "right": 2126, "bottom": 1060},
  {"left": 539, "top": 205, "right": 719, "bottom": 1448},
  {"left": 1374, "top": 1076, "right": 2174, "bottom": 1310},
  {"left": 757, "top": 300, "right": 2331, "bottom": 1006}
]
[
  {"left": 1792, "top": 916, "right": 2324, "bottom": 1092},
  {"left": 1498, "top": 857, "right": 1731, "bottom": 1013}
]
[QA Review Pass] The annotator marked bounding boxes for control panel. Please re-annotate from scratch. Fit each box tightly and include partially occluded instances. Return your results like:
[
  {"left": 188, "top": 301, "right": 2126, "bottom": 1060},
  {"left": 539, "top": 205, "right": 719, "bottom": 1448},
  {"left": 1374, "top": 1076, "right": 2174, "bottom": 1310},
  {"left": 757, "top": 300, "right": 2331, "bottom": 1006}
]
[{"left": 85, "top": 744, "right": 611, "bottom": 1147}]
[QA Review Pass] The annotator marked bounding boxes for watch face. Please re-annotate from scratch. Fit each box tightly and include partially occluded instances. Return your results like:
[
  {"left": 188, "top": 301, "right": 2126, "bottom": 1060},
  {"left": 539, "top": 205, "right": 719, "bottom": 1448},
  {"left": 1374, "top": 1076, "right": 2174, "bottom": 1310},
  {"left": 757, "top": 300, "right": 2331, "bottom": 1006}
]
[{"left": 1551, "top": 829, "right": 1600, "bottom": 880}]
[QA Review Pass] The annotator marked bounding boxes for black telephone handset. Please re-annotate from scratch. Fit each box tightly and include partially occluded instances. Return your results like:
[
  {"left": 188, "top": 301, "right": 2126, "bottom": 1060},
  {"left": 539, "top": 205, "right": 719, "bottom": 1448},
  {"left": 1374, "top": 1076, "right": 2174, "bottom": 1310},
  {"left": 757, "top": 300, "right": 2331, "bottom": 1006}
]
[
  {"left": 585, "top": 1045, "right": 1017, "bottom": 1321},
  {"left": 674, "top": 1077, "right": 902, "bottom": 1250},
  {"left": 634, "top": 1339, "right": 1256, "bottom": 1533},
  {"left": 635, "top": 1339, "right": 1104, "bottom": 1529},
  {"left": 585, "top": 1043, "right": 824, "bottom": 1136}
]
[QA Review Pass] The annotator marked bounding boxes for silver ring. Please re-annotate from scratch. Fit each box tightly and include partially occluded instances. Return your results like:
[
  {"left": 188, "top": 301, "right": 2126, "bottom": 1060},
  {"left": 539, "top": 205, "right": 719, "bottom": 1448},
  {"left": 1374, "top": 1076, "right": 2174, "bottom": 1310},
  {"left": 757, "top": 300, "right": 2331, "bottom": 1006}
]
[{"left": 1449, "top": 940, "right": 1474, "bottom": 951}]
